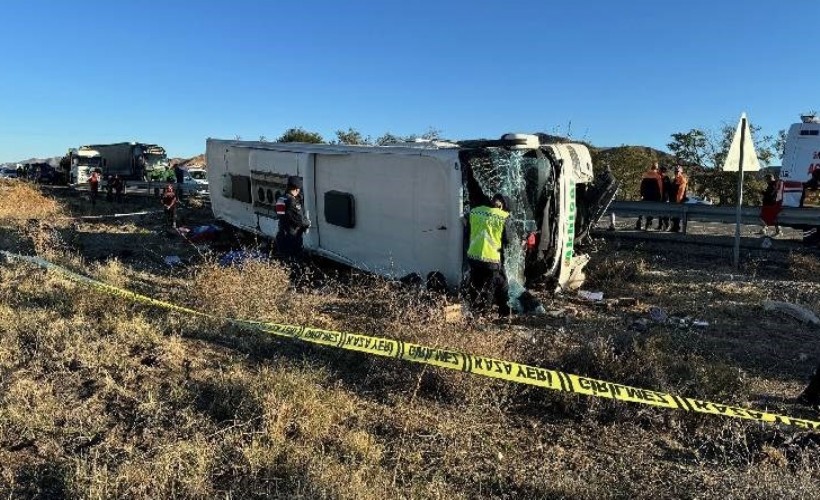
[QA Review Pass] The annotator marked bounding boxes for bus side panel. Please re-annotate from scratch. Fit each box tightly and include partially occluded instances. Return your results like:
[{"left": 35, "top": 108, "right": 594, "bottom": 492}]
[
  {"left": 313, "top": 152, "right": 462, "bottom": 287},
  {"left": 248, "top": 149, "right": 302, "bottom": 239},
  {"left": 206, "top": 140, "right": 256, "bottom": 232}
]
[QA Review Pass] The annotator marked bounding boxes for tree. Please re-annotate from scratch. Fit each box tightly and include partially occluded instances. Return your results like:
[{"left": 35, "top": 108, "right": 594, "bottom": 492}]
[
  {"left": 667, "top": 120, "right": 775, "bottom": 206},
  {"left": 373, "top": 127, "right": 445, "bottom": 145},
  {"left": 277, "top": 127, "right": 324, "bottom": 144},
  {"left": 667, "top": 121, "right": 775, "bottom": 170},
  {"left": 667, "top": 129, "right": 708, "bottom": 167},
  {"left": 774, "top": 129, "right": 788, "bottom": 160},
  {"left": 375, "top": 132, "right": 402, "bottom": 146},
  {"left": 334, "top": 127, "right": 371, "bottom": 145}
]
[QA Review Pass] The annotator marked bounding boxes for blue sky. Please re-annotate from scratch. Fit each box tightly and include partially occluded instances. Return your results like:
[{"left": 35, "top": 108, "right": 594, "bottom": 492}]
[{"left": 0, "top": 0, "right": 816, "bottom": 162}]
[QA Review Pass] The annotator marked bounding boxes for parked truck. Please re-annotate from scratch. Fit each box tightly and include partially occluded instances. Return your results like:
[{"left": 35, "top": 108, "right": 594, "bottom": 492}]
[
  {"left": 68, "top": 142, "right": 168, "bottom": 184},
  {"left": 206, "top": 134, "right": 616, "bottom": 308}
]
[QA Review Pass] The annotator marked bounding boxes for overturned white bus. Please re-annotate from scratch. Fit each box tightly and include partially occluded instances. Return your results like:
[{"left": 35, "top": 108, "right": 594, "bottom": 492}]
[{"left": 206, "top": 134, "right": 616, "bottom": 309}]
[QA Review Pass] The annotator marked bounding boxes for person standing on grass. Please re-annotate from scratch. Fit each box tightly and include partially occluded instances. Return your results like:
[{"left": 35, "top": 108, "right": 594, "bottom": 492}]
[
  {"left": 669, "top": 165, "right": 688, "bottom": 233},
  {"left": 797, "top": 365, "right": 820, "bottom": 409},
  {"left": 658, "top": 166, "right": 673, "bottom": 231},
  {"left": 174, "top": 163, "right": 185, "bottom": 200},
  {"left": 112, "top": 174, "right": 125, "bottom": 204},
  {"left": 161, "top": 183, "right": 178, "bottom": 228},
  {"left": 760, "top": 173, "right": 782, "bottom": 237},
  {"left": 465, "top": 193, "right": 513, "bottom": 317},
  {"left": 275, "top": 176, "right": 311, "bottom": 257},
  {"left": 636, "top": 162, "right": 663, "bottom": 231},
  {"left": 89, "top": 170, "right": 100, "bottom": 206}
]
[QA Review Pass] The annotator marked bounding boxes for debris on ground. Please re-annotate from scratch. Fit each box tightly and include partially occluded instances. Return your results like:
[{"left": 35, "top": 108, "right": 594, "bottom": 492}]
[
  {"left": 185, "top": 223, "right": 223, "bottom": 243},
  {"left": 692, "top": 319, "right": 709, "bottom": 328},
  {"left": 649, "top": 306, "right": 668, "bottom": 323},
  {"left": 763, "top": 300, "right": 820, "bottom": 326},
  {"left": 615, "top": 297, "right": 638, "bottom": 307},
  {"left": 163, "top": 255, "right": 184, "bottom": 267},
  {"left": 578, "top": 290, "right": 604, "bottom": 302},
  {"left": 595, "top": 297, "right": 639, "bottom": 311}
]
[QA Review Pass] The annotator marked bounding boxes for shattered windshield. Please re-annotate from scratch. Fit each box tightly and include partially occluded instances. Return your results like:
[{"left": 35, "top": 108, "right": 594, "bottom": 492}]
[
  {"left": 461, "top": 148, "right": 556, "bottom": 312},
  {"left": 144, "top": 154, "right": 168, "bottom": 170}
]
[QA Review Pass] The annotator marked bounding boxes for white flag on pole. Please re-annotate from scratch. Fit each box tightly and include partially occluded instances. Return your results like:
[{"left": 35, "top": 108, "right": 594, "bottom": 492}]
[{"left": 722, "top": 112, "right": 760, "bottom": 172}]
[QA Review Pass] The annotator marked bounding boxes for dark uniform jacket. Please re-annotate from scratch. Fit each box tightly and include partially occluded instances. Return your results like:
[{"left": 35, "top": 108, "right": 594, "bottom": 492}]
[
  {"left": 762, "top": 181, "right": 778, "bottom": 206},
  {"left": 640, "top": 170, "right": 663, "bottom": 202},
  {"left": 276, "top": 193, "right": 311, "bottom": 256},
  {"left": 661, "top": 176, "right": 672, "bottom": 202}
]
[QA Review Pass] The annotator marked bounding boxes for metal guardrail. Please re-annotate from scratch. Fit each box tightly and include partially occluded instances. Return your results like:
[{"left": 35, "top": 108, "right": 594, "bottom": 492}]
[{"left": 608, "top": 201, "right": 820, "bottom": 231}]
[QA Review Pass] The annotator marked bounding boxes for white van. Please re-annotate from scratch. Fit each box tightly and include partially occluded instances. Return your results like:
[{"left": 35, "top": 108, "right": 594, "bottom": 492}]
[
  {"left": 206, "top": 135, "right": 614, "bottom": 300},
  {"left": 780, "top": 114, "right": 820, "bottom": 207}
]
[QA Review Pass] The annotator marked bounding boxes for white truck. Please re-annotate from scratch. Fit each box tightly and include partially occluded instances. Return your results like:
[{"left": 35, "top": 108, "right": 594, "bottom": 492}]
[
  {"left": 780, "top": 113, "right": 820, "bottom": 207},
  {"left": 206, "top": 134, "right": 615, "bottom": 308},
  {"left": 69, "top": 148, "right": 103, "bottom": 185}
]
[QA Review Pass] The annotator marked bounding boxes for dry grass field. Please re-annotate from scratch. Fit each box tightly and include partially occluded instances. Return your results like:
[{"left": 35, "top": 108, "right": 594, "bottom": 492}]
[{"left": 1, "top": 180, "right": 820, "bottom": 498}]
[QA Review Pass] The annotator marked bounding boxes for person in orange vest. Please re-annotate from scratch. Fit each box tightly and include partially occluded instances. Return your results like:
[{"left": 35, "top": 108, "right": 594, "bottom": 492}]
[
  {"left": 635, "top": 162, "right": 663, "bottom": 230},
  {"left": 669, "top": 165, "right": 689, "bottom": 232},
  {"left": 161, "top": 183, "right": 178, "bottom": 228},
  {"left": 88, "top": 170, "right": 100, "bottom": 206}
]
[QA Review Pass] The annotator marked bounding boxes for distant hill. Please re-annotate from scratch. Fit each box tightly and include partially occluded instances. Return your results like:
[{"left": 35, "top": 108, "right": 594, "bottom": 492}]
[
  {"left": 9, "top": 156, "right": 62, "bottom": 167},
  {"left": 171, "top": 154, "right": 206, "bottom": 168},
  {"left": 592, "top": 146, "right": 677, "bottom": 201}
]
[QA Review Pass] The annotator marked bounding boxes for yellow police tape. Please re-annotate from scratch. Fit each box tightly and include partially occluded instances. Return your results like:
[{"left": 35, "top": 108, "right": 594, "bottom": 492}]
[{"left": 3, "top": 250, "right": 819, "bottom": 431}]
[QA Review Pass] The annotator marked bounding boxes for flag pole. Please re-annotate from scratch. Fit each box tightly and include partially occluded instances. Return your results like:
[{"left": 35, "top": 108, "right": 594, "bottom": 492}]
[{"left": 733, "top": 117, "right": 746, "bottom": 269}]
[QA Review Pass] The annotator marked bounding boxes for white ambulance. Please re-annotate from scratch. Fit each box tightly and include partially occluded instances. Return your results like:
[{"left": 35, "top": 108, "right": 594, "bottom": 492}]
[{"left": 780, "top": 114, "right": 820, "bottom": 207}]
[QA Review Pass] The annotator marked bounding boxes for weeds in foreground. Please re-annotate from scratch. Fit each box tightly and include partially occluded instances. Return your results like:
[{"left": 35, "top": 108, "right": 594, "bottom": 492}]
[
  {"left": 2, "top": 185, "right": 820, "bottom": 498},
  {"left": 0, "top": 181, "right": 61, "bottom": 222}
]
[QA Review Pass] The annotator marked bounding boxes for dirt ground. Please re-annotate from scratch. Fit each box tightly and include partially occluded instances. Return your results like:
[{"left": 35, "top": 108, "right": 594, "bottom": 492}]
[{"left": 2, "top": 181, "right": 820, "bottom": 498}]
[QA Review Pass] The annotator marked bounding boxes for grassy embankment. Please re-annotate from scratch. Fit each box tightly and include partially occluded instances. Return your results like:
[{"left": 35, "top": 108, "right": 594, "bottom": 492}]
[{"left": 1, "top": 180, "right": 819, "bottom": 498}]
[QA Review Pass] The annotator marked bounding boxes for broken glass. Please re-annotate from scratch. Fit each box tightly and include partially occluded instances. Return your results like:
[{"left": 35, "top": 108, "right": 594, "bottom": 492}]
[{"left": 464, "top": 148, "right": 549, "bottom": 313}]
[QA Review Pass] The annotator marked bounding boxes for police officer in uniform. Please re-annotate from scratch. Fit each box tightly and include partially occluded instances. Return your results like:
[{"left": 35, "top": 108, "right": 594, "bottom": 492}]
[
  {"left": 466, "top": 193, "right": 512, "bottom": 316},
  {"left": 275, "top": 176, "right": 311, "bottom": 257}
]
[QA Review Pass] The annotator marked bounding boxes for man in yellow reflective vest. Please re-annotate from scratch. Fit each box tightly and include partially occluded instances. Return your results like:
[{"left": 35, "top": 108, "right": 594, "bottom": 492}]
[{"left": 466, "top": 193, "right": 512, "bottom": 316}]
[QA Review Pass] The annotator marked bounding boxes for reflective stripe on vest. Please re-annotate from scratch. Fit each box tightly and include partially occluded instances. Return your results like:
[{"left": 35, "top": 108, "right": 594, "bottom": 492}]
[
  {"left": 275, "top": 197, "right": 287, "bottom": 217},
  {"left": 467, "top": 206, "right": 509, "bottom": 264}
]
